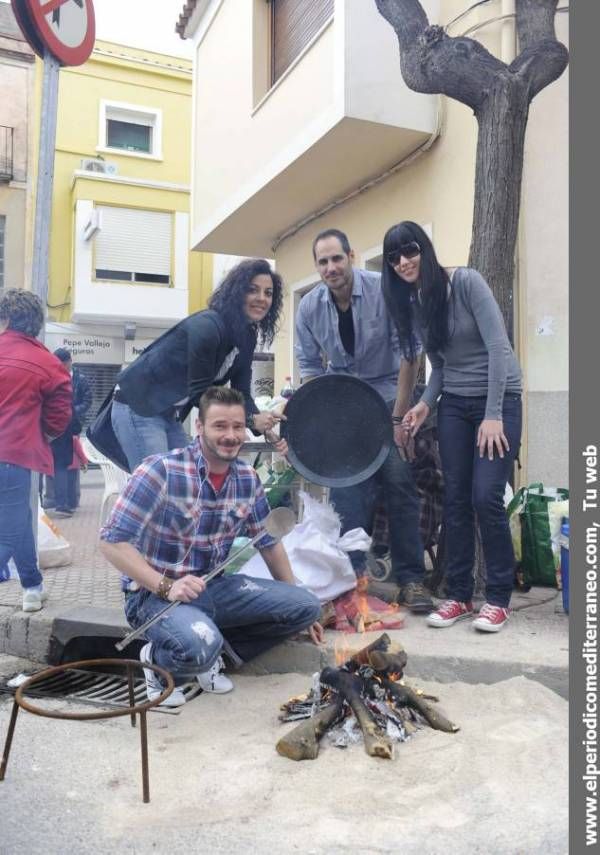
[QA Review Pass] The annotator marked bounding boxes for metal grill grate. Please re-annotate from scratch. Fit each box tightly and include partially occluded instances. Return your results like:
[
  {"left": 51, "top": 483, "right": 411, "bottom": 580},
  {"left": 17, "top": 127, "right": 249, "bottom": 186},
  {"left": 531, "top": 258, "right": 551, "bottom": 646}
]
[{"left": 0, "top": 669, "right": 201, "bottom": 714}]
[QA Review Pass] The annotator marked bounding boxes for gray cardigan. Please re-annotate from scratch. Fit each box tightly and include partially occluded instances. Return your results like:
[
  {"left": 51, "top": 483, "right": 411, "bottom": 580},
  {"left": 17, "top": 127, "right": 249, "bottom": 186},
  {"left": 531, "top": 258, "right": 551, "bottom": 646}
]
[{"left": 420, "top": 267, "right": 522, "bottom": 420}]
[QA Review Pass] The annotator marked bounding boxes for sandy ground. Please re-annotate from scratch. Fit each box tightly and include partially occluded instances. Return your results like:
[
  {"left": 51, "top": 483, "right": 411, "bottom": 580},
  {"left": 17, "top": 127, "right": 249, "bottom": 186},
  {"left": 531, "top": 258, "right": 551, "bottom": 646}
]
[{"left": 0, "top": 655, "right": 567, "bottom": 855}]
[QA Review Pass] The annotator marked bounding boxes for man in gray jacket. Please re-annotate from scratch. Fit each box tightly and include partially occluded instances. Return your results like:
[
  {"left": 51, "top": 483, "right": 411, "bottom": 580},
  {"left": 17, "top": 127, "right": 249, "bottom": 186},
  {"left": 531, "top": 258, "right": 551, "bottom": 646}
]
[{"left": 294, "top": 228, "right": 432, "bottom": 613}]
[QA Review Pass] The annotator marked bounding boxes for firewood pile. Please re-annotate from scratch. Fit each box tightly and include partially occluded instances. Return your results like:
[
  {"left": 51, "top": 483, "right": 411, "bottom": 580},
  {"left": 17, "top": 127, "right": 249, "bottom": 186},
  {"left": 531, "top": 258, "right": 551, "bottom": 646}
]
[{"left": 276, "top": 633, "right": 458, "bottom": 761}]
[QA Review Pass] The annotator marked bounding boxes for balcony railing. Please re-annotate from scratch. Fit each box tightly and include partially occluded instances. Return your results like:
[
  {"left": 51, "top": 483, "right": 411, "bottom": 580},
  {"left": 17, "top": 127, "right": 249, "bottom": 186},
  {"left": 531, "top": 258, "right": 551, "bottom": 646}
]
[{"left": 0, "top": 126, "right": 14, "bottom": 181}]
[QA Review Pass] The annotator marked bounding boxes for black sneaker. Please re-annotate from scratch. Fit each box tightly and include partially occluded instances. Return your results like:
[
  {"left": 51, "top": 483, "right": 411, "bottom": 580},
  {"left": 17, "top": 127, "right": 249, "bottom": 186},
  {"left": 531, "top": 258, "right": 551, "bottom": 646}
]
[{"left": 397, "top": 581, "right": 434, "bottom": 614}]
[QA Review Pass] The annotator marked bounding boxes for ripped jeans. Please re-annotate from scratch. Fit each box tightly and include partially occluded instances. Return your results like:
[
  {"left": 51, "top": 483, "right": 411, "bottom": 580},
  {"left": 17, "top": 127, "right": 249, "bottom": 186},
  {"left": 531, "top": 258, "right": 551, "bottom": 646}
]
[{"left": 124, "top": 574, "right": 321, "bottom": 685}]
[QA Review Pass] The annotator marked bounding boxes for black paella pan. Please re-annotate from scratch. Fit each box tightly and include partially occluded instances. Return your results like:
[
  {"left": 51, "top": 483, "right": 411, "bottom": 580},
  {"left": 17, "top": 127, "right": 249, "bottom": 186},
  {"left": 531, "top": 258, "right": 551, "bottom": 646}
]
[{"left": 279, "top": 374, "right": 393, "bottom": 488}]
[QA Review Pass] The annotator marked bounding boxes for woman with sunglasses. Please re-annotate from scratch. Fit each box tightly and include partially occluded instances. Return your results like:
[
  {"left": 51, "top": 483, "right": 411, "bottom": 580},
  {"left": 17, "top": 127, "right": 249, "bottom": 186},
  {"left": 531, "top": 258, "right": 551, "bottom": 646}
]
[
  {"left": 111, "top": 258, "right": 286, "bottom": 472},
  {"left": 381, "top": 221, "right": 522, "bottom": 633}
]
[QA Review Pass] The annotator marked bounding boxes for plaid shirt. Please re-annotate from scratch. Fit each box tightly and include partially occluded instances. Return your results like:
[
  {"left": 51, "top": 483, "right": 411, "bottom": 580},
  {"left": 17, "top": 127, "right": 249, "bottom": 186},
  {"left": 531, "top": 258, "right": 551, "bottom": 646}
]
[{"left": 100, "top": 438, "right": 277, "bottom": 591}]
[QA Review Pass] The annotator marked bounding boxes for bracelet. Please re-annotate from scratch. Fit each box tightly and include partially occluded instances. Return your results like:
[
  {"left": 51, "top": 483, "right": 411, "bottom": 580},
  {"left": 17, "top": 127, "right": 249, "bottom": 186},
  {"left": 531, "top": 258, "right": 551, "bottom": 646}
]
[
  {"left": 157, "top": 575, "right": 174, "bottom": 601},
  {"left": 391, "top": 416, "right": 404, "bottom": 424}
]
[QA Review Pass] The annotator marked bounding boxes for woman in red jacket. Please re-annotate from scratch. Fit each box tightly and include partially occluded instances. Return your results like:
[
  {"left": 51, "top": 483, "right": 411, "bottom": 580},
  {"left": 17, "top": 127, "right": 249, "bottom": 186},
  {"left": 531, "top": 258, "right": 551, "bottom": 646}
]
[{"left": 0, "top": 290, "right": 72, "bottom": 611}]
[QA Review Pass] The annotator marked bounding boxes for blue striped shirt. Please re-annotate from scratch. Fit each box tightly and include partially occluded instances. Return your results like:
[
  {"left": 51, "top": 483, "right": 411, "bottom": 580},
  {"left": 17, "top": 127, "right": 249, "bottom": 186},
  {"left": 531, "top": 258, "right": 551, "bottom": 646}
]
[{"left": 99, "top": 438, "right": 277, "bottom": 591}]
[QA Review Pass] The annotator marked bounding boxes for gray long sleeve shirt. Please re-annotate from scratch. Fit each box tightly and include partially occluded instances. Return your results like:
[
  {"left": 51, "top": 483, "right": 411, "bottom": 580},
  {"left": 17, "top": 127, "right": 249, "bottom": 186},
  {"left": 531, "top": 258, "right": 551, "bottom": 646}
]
[{"left": 420, "top": 267, "right": 522, "bottom": 420}]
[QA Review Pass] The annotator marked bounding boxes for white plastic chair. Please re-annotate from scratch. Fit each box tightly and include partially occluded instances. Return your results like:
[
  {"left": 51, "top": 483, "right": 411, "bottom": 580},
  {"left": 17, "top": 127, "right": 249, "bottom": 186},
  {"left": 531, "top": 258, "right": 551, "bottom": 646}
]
[{"left": 80, "top": 437, "right": 130, "bottom": 524}]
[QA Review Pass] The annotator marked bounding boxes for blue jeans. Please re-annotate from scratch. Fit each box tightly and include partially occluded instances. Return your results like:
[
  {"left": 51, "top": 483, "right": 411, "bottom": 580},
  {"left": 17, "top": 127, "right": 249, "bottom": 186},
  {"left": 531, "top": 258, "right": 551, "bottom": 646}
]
[
  {"left": 437, "top": 393, "right": 522, "bottom": 608},
  {"left": 330, "top": 439, "right": 425, "bottom": 585},
  {"left": 111, "top": 401, "right": 189, "bottom": 471},
  {"left": 125, "top": 574, "right": 321, "bottom": 685},
  {"left": 0, "top": 463, "right": 43, "bottom": 590},
  {"left": 54, "top": 466, "right": 76, "bottom": 511}
]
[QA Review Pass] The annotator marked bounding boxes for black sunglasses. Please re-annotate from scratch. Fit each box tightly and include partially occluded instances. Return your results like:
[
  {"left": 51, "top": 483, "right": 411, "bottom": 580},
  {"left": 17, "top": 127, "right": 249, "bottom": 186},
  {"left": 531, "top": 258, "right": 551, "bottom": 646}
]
[{"left": 386, "top": 241, "right": 421, "bottom": 266}]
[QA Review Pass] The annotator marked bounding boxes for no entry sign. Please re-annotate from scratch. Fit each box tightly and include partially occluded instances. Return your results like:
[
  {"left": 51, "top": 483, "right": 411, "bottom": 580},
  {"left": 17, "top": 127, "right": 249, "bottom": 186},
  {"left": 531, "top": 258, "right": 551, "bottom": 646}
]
[{"left": 12, "top": 0, "right": 95, "bottom": 66}]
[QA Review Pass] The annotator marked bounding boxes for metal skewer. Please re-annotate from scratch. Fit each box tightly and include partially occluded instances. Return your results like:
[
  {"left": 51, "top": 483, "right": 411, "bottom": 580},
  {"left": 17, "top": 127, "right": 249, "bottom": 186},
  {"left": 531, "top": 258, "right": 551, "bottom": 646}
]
[{"left": 114, "top": 507, "right": 296, "bottom": 652}]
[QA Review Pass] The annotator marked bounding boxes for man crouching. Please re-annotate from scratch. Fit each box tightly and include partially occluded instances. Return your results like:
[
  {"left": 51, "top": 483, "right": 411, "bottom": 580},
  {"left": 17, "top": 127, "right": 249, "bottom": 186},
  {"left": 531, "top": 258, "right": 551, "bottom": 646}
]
[{"left": 100, "top": 386, "right": 323, "bottom": 707}]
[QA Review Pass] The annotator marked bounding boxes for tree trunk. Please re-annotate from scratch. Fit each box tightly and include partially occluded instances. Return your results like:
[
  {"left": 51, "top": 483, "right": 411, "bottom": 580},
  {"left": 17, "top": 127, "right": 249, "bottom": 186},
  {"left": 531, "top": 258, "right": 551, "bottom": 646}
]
[{"left": 469, "top": 76, "right": 530, "bottom": 339}]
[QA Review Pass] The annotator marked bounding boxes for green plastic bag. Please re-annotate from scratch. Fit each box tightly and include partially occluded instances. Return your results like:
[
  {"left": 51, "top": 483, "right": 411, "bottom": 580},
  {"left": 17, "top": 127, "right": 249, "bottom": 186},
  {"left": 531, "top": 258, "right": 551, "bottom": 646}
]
[{"left": 506, "top": 483, "right": 569, "bottom": 587}]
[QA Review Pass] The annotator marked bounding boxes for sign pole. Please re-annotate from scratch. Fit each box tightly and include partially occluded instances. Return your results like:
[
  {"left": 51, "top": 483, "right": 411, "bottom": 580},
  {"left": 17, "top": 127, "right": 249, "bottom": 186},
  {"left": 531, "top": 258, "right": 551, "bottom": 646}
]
[
  {"left": 30, "top": 50, "right": 61, "bottom": 547},
  {"left": 31, "top": 49, "right": 60, "bottom": 315}
]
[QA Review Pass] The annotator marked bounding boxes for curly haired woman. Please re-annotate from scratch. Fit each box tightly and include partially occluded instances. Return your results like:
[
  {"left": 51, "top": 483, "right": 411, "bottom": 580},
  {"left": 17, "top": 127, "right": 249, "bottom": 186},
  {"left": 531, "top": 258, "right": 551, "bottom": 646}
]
[{"left": 111, "top": 258, "right": 286, "bottom": 471}]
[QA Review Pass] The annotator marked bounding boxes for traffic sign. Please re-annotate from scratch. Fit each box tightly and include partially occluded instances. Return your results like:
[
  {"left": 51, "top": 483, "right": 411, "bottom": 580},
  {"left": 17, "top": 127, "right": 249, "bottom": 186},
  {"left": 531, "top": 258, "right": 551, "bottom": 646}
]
[{"left": 12, "top": 0, "right": 95, "bottom": 66}]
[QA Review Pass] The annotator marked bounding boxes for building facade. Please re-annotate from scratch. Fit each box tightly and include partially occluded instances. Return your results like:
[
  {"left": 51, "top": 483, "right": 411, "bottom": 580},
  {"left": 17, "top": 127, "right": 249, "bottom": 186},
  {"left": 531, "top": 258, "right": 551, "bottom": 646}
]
[
  {"left": 0, "top": 4, "right": 35, "bottom": 293},
  {"left": 180, "top": 0, "right": 569, "bottom": 487},
  {"left": 39, "top": 39, "right": 213, "bottom": 421}
]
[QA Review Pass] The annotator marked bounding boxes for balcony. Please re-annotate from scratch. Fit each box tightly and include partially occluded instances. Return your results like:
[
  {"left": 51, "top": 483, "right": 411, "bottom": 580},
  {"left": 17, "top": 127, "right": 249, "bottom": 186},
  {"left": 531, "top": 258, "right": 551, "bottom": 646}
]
[
  {"left": 188, "top": 0, "right": 439, "bottom": 257},
  {"left": 0, "top": 126, "right": 13, "bottom": 181}
]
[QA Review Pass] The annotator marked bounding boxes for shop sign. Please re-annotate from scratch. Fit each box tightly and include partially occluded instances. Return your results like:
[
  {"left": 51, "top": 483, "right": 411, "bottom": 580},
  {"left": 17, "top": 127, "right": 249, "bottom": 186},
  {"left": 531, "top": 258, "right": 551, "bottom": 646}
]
[
  {"left": 45, "top": 330, "right": 123, "bottom": 363},
  {"left": 123, "top": 339, "right": 155, "bottom": 363}
]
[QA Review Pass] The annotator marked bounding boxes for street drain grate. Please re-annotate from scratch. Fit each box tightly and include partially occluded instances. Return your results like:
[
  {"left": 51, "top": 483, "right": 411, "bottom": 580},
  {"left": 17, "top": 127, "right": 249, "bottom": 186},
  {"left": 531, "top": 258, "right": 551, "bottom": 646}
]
[{"left": 0, "top": 669, "right": 202, "bottom": 715}]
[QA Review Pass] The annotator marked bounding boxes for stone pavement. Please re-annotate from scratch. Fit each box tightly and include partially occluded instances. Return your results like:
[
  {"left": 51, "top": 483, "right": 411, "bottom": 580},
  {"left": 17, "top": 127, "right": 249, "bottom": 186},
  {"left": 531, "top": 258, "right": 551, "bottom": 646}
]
[{"left": 0, "top": 469, "right": 569, "bottom": 696}]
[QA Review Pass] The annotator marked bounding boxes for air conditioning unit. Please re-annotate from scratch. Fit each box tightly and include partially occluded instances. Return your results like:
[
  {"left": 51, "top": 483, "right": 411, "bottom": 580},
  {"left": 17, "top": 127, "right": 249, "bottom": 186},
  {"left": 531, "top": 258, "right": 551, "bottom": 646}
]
[{"left": 80, "top": 158, "right": 118, "bottom": 176}]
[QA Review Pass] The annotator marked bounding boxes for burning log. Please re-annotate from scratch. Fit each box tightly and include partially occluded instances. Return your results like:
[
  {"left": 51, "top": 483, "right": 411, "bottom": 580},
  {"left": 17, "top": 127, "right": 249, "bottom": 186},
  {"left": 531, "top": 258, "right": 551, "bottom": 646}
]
[
  {"left": 367, "top": 650, "right": 408, "bottom": 677},
  {"left": 343, "top": 632, "right": 392, "bottom": 667},
  {"left": 276, "top": 699, "right": 344, "bottom": 761},
  {"left": 320, "top": 667, "right": 393, "bottom": 759},
  {"left": 380, "top": 680, "right": 459, "bottom": 734},
  {"left": 277, "top": 634, "right": 459, "bottom": 761}
]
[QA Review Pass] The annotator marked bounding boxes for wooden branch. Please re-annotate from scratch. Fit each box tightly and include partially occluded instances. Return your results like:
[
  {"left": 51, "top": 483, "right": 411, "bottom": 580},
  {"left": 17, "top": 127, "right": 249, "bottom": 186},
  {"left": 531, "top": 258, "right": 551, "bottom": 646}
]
[
  {"left": 343, "top": 633, "right": 391, "bottom": 668},
  {"left": 515, "top": 0, "right": 562, "bottom": 52},
  {"left": 374, "top": 0, "right": 506, "bottom": 110},
  {"left": 276, "top": 700, "right": 344, "bottom": 762},
  {"left": 382, "top": 679, "right": 459, "bottom": 734},
  {"left": 367, "top": 650, "right": 408, "bottom": 678},
  {"left": 510, "top": 41, "right": 569, "bottom": 102},
  {"left": 374, "top": 0, "right": 428, "bottom": 45},
  {"left": 321, "top": 667, "right": 393, "bottom": 759}
]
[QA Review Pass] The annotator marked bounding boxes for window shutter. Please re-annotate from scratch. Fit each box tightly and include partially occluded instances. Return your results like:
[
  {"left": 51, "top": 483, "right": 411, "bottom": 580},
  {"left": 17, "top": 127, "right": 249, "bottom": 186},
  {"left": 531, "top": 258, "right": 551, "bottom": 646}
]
[
  {"left": 95, "top": 207, "right": 171, "bottom": 278},
  {"left": 75, "top": 364, "right": 121, "bottom": 430},
  {"left": 272, "top": 0, "right": 333, "bottom": 84}
]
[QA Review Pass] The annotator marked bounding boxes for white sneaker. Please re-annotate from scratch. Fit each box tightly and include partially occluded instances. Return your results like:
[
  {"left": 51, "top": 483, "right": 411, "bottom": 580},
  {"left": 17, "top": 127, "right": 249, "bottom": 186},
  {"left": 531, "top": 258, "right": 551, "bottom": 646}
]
[
  {"left": 197, "top": 656, "right": 234, "bottom": 694},
  {"left": 22, "top": 584, "right": 48, "bottom": 613},
  {"left": 139, "top": 643, "right": 186, "bottom": 707}
]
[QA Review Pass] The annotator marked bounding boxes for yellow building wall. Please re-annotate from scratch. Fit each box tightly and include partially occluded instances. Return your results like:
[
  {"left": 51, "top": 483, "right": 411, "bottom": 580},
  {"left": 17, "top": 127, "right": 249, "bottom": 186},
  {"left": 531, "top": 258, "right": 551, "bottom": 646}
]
[{"left": 32, "top": 40, "right": 212, "bottom": 324}]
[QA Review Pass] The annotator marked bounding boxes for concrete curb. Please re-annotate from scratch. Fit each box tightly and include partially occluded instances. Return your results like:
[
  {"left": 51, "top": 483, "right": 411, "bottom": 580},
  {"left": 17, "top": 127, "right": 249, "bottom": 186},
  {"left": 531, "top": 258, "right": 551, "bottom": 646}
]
[{"left": 0, "top": 602, "right": 567, "bottom": 700}]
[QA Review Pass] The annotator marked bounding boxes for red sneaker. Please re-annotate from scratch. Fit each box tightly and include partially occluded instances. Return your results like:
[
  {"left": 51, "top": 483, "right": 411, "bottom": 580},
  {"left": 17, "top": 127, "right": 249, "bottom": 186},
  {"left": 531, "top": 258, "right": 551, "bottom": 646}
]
[
  {"left": 427, "top": 599, "right": 473, "bottom": 628},
  {"left": 473, "top": 603, "right": 510, "bottom": 633}
]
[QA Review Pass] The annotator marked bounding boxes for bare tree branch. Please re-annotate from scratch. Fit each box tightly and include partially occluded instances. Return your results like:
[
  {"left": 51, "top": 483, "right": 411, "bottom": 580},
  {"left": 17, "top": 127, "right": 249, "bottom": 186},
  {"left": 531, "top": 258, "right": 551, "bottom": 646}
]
[
  {"left": 375, "top": 0, "right": 506, "bottom": 110},
  {"left": 373, "top": 0, "right": 568, "bottom": 338},
  {"left": 374, "top": 0, "right": 429, "bottom": 44},
  {"left": 510, "top": 40, "right": 570, "bottom": 101},
  {"left": 515, "top": 0, "right": 562, "bottom": 52}
]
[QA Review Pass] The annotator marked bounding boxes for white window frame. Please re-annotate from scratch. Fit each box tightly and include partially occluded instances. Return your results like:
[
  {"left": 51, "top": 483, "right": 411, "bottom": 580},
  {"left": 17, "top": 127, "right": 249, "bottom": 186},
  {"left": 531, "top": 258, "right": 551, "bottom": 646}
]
[
  {"left": 93, "top": 205, "right": 173, "bottom": 288},
  {"left": 97, "top": 100, "right": 163, "bottom": 161}
]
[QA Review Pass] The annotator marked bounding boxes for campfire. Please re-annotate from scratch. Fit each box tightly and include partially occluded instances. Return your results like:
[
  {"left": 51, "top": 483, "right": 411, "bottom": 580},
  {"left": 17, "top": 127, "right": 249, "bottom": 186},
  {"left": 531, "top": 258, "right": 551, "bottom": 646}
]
[{"left": 276, "top": 634, "right": 458, "bottom": 761}]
